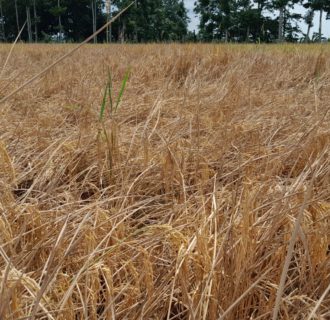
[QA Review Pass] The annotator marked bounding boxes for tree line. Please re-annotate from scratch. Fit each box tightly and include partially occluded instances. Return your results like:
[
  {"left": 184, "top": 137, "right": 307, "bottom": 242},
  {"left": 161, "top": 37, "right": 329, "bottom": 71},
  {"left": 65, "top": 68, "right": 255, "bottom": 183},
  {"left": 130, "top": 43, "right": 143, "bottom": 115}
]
[
  {"left": 195, "top": 0, "right": 330, "bottom": 42},
  {"left": 0, "top": 0, "right": 189, "bottom": 43},
  {"left": 0, "top": 0, "right": 329, "bottom": 43}
]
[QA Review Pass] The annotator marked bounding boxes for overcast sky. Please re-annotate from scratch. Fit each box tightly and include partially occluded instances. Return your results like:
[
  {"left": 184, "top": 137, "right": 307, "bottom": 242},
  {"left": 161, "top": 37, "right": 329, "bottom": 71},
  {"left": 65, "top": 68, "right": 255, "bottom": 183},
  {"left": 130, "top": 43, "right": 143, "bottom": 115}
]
[{"left": 184, "top": 0, "right": 330, "bottom": 37}]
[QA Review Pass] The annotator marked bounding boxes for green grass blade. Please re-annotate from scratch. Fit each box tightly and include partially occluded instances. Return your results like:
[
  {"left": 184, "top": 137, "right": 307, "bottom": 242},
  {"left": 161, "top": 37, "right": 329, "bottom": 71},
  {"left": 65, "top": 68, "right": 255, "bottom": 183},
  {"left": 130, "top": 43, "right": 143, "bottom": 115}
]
[
  {"left": 114, "top": 69, "right": 130, "bottom": 113},
  {"left": 99, "top": 81, "right": 109, "bottom": 121},
  {"left": 107, "top": 68, "right": 113, "bottom": 115}
]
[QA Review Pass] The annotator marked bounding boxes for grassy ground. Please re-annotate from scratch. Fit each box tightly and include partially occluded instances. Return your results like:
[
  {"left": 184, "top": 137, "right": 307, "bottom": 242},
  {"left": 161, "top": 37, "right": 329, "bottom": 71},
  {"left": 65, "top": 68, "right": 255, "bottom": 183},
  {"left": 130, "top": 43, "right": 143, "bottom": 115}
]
[{"left": 0, "top": 44, "right": 329, "bottom": 319}]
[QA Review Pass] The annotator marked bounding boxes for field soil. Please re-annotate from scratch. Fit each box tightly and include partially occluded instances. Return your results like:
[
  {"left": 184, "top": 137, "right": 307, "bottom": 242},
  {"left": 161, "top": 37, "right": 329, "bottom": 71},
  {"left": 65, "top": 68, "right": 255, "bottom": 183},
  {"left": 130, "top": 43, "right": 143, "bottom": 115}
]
[{"left": 0, "top": 44, "right": 329, "bottom": 319}]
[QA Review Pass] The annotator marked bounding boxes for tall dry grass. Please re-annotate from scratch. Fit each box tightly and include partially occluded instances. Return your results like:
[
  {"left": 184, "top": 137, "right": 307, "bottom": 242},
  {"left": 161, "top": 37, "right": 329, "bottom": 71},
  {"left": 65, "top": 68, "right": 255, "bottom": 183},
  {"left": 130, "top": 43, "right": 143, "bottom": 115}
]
[{"left": 0, "top": 44, "right": 329, "bottom": 320}]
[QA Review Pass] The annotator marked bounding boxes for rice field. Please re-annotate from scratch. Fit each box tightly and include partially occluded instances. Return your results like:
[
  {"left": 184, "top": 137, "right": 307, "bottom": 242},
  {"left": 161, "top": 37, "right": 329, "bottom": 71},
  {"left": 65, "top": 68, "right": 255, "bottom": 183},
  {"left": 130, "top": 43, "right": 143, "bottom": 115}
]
[{"left": 0, "top": 44, "right": 329, "bottom": 319}]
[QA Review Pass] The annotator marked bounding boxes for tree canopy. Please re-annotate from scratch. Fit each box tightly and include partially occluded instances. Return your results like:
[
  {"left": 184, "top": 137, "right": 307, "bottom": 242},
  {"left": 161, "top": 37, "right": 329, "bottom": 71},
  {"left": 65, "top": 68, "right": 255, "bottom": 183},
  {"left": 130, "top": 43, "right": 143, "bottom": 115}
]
[
  {"left": 0, "top": 0, "right": 329, "bottom": 43},
  {"left": 0, "top": 0, "right": 189, "bottom": 42},
  {"left": 195, "top": 0, "right": 330, "bottom": 42}
]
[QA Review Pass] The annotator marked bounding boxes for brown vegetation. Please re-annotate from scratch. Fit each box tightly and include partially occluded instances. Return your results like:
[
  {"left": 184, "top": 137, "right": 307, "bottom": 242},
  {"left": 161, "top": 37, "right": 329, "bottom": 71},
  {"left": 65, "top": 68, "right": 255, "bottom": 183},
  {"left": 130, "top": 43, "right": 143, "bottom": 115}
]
[{"left": 0, "top": 44, "right": 329, "bottom": 319}]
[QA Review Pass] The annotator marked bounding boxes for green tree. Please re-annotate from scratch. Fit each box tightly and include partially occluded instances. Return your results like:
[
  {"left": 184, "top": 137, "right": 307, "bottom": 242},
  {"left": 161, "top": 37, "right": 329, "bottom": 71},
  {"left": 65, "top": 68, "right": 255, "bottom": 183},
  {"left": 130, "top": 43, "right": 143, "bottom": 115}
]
[
  {"left": 49, "top": 0, "right": 67, "bottom": 41},
  {"left": 230, "top": 0, "right": 262, "bottom": 41},
  {"left": 194, "top": 0, "right": 279, "bottom": 42},
  {"left": 272, "top": 0, "right": 301, "bottom": 42},
  {"left": 304, "top": 8, "right": 314, "bottom": 41},
  {"left": 252, "top": 0, "right": 273, "bottom": 40},
  {"left": 194, "top": 0, "right": 232, "bottom": 41},
  {"left": 162, "top": 0, "right": 189, "bottom": 41},
  {"left": 112, "top": 0, "right": 188, "bottom": 42},
  {"left": 303, "top": 0, "right": 330, "bottom": 41}
]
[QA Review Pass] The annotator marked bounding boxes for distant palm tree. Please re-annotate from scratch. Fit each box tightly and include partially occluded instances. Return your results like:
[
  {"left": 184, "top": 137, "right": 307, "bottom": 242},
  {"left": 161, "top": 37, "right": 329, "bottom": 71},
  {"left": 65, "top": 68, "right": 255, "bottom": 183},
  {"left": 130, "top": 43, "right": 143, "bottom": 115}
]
[
  {"left": 318, "top": 6, "right": 323, "bottom": 40},
  {"left": 58, "top": 0, "right": 63, "bottom": 40},
  {"left": 278, "top": 5, "right": 285, "bottom": 42},
  {"left": 14, "top": 0, "right": 20, "bottom": 37},
  {"left": 303, "top": 0, "right": 327, "bottom": 42},
  {"left": 106, "top": 0, "right": 112, "bottom": 43},
  {"left": 33, "top": 0, "right": 38, "bottom": 42},
  {"left": 91, "top": 0, "right": 97, "bottom": 43},
  {"left": 304, "top": 9, "right": 314, "bottom": 41},
  {"left": 26, "top": 1, "right": 33, "bottom": 43}
]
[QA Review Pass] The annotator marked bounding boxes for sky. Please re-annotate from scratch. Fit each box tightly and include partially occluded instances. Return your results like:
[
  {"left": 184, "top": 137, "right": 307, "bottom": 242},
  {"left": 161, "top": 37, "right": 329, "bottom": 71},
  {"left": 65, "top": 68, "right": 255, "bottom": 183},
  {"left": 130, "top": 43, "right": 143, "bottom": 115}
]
[{"left": 184, "top": 0, "right": 330, "bottom": 38}]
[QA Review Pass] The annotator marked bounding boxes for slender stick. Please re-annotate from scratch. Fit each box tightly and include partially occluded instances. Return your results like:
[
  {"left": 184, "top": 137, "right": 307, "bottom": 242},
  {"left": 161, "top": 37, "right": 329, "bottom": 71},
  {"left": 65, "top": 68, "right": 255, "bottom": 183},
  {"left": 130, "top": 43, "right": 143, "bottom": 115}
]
[
  {"left": 272, "top": 168, "right": 317, "bottom": 320},
  {"left": 307, "top": 281, "right": 330, "bottom": 320},
  {"left": 0, "top": 21, "right": 27, "bottom": 79},
  {"left": 0, "top": 2, "right": 134, "bottom": 105}
]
